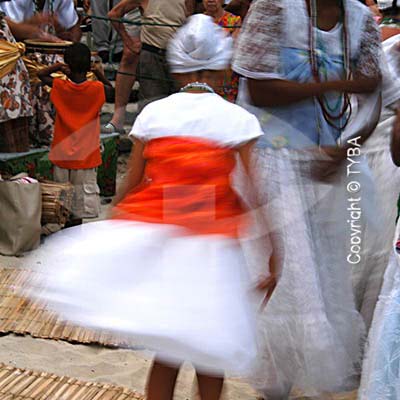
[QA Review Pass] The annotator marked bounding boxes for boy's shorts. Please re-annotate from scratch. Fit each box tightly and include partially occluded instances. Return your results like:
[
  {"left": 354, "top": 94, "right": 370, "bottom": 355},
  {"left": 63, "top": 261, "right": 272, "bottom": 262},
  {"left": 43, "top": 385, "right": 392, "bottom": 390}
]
[{"left": 53, "top": 166, "right": 101, "bottom": 219}]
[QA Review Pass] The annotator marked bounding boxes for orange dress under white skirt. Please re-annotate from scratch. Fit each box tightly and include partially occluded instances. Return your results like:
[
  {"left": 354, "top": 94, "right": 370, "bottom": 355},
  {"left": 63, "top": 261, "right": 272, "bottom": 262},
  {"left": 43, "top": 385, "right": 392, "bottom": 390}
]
[{"left": 30, "top": 136, "right": 260, "bottom": 375}]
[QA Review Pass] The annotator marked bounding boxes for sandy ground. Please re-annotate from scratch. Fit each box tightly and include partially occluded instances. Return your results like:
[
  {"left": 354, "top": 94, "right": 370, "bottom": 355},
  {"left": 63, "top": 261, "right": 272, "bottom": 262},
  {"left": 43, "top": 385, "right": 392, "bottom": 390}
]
[{"left": 0, "top": 334, "right": 258, "bottom": 400}]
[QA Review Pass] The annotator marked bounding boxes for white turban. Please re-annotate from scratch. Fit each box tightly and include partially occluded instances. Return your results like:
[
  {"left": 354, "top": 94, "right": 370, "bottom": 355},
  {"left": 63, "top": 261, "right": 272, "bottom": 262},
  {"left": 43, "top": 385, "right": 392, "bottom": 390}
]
[{"left": 167, "top": 14, "right": 233, "bottom": 73}]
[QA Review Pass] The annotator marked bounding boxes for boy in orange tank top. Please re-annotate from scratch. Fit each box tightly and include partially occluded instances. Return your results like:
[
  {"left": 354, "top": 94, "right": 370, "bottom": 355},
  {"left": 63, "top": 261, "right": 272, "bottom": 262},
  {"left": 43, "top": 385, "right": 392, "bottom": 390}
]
[{"left": 38, "top": 43, "right": 106, "bottom": 226}]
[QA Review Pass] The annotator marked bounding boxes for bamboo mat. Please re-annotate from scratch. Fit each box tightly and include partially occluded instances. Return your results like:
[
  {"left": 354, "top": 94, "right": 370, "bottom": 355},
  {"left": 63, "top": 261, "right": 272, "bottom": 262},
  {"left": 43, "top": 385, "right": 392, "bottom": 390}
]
[
  {"left": 292, "top": 392, "right": 357, "bottom": 400},
  {"left": 0, "top": 363, "right": 357, "bottom": 400},
  {"left": 0, "top": 363, "right": 144, "bottom": 400},
  {"left": 0, "top": 267, "right": 130, "bottom": 347}
]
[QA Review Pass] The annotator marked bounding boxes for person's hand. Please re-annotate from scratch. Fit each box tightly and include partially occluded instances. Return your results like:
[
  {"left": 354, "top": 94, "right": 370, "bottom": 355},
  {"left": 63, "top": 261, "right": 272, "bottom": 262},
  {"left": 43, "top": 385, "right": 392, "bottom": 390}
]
[
  {"left": 309, "top": 146, "right": 347, "bottom": 182},
  {"left": 257, "top": 273, "right": 277, "bottom": 311},
  {"left": 58, "top": 63, "right": 71, "bottom": 77},
  {"left": 37, "top": 30, "right": 64, "bottom": 43},
  {"left": 56, "top": 30, "right": 74, "bottom": 41},
  {"left": 256, "top": 253, "right": 279, "bottom": 310},
  {"left": 319, "top": 145, "right": 348, "bottom": 162},
  {"left": 91, "top": 60, "right": 105, "bottom": 75}
]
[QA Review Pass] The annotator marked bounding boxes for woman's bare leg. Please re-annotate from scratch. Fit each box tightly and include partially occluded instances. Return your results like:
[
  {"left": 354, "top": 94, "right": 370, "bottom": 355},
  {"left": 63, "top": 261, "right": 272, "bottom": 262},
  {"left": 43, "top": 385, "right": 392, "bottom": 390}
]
[
  {"left": 196, "top": 372, "right": 224, "bottom": 400},
  {"left": 147, "top": 360, "right": 180, "bottom": 400}
]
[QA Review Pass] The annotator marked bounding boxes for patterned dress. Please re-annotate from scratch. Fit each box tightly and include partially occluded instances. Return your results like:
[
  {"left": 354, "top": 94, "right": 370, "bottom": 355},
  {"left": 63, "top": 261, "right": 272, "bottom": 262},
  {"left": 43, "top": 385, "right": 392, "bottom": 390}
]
[
  {"left": 27, "top": 52, "right": 63, "bottom": 147},
  {"left": 0, "top": 14, "right": 32, "bottom": 124},
  {"left": 215, "top": 11, "right": 241, "bottom": 102}
]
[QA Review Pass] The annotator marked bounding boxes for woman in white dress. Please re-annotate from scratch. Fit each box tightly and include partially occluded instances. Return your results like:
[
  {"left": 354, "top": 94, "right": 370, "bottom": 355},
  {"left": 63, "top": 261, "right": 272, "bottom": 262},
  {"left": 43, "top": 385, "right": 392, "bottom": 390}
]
[
  {"left": 354, "top": 33, "right": 400, "bottom": 329},
  {"left": 358, "top": 34, "right": 400, "bottom": 400},
  {"left": 232, "top": 0, "right": 382, "bottom": 398},
  {"left": 29, "top": 15, "right": 274, "bottom": 400}
]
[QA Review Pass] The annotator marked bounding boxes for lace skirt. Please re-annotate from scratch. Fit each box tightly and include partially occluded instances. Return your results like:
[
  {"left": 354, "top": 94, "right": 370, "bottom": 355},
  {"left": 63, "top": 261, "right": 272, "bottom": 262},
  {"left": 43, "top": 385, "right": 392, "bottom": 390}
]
[
  {"left": 359, "top": 226, "right": 400, "bottom": 400},
  {"left": 238, "top": 147, "right": 371, "bottom": 397},
  {"left": 354, "top": 110, "right": 400, "bottom": 328}
]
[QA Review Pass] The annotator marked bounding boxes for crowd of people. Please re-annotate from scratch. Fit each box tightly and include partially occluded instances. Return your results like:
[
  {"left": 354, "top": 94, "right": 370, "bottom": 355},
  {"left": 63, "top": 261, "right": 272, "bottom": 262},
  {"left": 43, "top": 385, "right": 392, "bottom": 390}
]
[{"left": 2, "top": 0, "right": 400, "bottom": 399}]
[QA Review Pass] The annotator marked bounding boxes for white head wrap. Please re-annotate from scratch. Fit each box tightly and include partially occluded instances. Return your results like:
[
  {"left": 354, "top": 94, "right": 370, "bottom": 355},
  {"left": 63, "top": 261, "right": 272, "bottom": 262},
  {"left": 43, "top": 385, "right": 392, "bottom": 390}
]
[{"left": 167, "top": 14, "right": 233, "bottom": 73}]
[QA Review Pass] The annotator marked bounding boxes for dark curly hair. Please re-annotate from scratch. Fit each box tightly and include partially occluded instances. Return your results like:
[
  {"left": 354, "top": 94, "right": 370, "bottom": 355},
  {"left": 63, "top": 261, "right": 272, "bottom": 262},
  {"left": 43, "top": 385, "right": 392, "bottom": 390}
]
[{"left": 64, "top": 42, "right": 91, "bottom": 74}]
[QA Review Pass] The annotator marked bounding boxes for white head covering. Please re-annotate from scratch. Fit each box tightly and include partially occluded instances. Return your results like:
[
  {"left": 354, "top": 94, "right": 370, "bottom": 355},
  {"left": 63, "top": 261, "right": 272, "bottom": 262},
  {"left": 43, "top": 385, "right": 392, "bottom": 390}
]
[{"left": 167, "top": 14, "right": 233, "bottom": 73}]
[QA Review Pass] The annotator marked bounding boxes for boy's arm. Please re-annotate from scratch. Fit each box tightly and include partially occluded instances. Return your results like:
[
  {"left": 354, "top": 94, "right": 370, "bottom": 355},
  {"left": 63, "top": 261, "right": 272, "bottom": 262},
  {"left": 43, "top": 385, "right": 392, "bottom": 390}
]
[
  {"left": 91, "top": 63, "right": 113, "bottom": 99},
  {"left": 37, "top": 62, "right": 69, "bottom": 87},
  {"left": 111, "top": 139, "right": 146, "bottom": 207},
  {"left": 91, "top": 62, "right": 112, "bottom": 87}
]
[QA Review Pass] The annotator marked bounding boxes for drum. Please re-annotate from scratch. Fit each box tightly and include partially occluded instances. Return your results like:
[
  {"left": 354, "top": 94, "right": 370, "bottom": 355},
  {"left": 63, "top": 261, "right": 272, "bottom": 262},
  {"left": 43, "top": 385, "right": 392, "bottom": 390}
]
[{"left": 24, "top": 39, "right": 73, "bottom": 55}]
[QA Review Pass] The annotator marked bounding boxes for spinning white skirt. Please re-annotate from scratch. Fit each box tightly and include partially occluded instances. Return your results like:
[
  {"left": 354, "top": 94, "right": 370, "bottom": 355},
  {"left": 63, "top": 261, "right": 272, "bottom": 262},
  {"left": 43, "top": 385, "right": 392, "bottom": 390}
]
[{"left": 30, "top": 220, "right": 259, "bottom": 375}]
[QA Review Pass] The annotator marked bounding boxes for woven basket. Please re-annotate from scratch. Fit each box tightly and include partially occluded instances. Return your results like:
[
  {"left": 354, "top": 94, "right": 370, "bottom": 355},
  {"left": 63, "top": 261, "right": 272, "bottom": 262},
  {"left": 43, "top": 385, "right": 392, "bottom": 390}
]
[
  {"left": 0, "top": 117, "right": 30, "bottom": 153},
  {"left": 40, "top": 180, "right": 74, "bottom": 226}
]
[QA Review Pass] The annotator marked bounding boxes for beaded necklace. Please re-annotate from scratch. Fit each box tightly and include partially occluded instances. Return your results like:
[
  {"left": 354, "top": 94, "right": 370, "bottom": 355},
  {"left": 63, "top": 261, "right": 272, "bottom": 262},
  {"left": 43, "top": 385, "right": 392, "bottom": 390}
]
[
  {"left": 309, "top": 0, "right": 352, "bottom": 133},
  {"left": 180, "top": 82, "right": 215, "bottom": 94},
  {"left": 33, "top": 0, "right": 44, "bottom": 13}
]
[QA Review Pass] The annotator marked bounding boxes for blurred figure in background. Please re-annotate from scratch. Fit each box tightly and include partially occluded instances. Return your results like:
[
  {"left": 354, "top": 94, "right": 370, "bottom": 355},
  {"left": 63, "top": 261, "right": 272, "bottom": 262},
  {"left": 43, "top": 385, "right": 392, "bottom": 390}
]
[
  {"left": 0, "top": 0, "right": 81, "bottom": 42},
  {"left": 0, "top": 0, "right": 82, "bottom": 146},
  {"left": 102, "top": 0, "right": 143, "bottom": 134},
  {"left": 203, "top": 0, "right": 241, "bottom": 102},
  {"left": 224, "top": 0, "right": 251, "bottom": 19},
  {"left": 233, "top": 0, "right": 382, "bottom": 397},
  {"left": 137, "top": 0, "right": 195, "bottom": 111},
  {"left": 85, "top": 0, "right": 123, "bottom": 63},
  {"left": 358, "top": 32, "right": 400, "bottom": 400},
  {"left": 0, "top": 9, "right": 48, "bottom": 152}
]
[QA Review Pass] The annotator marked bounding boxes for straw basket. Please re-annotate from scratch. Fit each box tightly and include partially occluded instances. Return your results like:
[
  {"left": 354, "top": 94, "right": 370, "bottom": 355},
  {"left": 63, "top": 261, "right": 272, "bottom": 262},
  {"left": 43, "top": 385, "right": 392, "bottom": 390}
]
[{"left": 40, "top": 180, "right": 74, "bottom": 226}]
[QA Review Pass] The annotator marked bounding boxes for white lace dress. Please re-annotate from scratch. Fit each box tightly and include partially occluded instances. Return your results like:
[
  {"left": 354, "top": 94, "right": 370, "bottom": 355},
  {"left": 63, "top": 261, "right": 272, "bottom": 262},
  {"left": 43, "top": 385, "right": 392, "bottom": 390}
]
[
  {"left": 232, "top": 0, "right": 382, "bottom": 397},
  {"left": 357, "top": 34, "right": 400, "bottom": 400},
  {"left": 356, "top": 34, "right": 400, "bottom": 329},
  {"left": 359, "top": 228, "right": 400, "bottom": 400}
]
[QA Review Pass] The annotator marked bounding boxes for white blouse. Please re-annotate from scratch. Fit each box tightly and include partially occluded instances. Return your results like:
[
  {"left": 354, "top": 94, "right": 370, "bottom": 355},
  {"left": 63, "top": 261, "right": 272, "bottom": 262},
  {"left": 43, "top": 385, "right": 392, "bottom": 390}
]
[{"left": 129, "top": 92, "right": 264, "bottom": 147}]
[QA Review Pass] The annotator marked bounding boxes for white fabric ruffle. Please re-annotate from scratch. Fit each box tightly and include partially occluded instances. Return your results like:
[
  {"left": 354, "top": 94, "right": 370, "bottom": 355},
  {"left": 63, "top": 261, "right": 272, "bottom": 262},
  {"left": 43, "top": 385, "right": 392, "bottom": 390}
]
[
  {"left": 237, "top": 147, "right": 369, "bottom": 398},
  {"left": 352, "top": 109, "right": 400, "bottom": 328},
  {"left": 359, "top": 229, "right": 400, "bottom": 399},
  {"left": 28, "top": 220, "right": 259, "bottom": 375}
]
